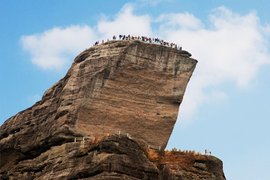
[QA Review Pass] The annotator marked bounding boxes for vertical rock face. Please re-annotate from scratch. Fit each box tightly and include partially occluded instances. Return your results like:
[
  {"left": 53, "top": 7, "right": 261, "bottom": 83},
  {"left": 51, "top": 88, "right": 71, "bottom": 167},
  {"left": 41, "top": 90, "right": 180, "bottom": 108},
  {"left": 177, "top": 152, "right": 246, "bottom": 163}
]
[
  {"left": 0, "top": 40, "right": 196, "bottom": 154},
  {"left": 0, "top": 40, "right": 225, "bottom": 179},
  {"left": 75, "top": 40, "right": 197, "bottom": 150}
]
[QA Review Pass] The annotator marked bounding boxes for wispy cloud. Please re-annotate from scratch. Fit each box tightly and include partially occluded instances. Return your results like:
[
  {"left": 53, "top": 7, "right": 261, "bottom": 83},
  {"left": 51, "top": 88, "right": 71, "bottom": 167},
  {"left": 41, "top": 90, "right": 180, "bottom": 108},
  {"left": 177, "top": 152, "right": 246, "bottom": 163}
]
[
  {"left": 157, "top": 6, "right": 270, "bottom": 120},
  {"left": 97, "top": 4, "right": 152, "bottom": 39},
  {"left": 21, "top": 25, "right": 96, "bottom": 70},
  {"left": 21, "top": 5, "right": 151, "bottom": 70},
  {"left": 157, "top": 13, "right": 204, "bottom": 30},
  {"left": 20, "top": 5, "right": 270, "bottom": 121}
]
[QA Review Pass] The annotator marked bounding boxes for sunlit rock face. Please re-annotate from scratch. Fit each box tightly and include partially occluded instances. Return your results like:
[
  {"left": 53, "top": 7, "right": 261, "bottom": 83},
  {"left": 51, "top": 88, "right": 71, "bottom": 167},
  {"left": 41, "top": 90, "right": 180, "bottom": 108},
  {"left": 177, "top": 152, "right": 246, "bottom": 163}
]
[
  {"left": 0, "top": 40, "right": 205, "bottom": 179},
  {"left": 74, "top": 40, "right": 197, "bottom": 149}
]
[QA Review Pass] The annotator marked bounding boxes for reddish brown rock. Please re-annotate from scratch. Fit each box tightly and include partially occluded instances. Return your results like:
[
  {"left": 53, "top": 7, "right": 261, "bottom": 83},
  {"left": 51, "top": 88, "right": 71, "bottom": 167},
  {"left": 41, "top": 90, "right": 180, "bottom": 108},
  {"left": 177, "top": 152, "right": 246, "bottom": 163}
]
[
  {"left": 157, "top": 150, "right": 226, "bottom": 179},
  {"left": 0, "top": 134, "right": 225, "bottom": 179},
  {"left": 0, "top": 40, "right": 196, "bottom": 154},
  {"left": 0, "top": 40, "right": 225, "bottom": 179}
]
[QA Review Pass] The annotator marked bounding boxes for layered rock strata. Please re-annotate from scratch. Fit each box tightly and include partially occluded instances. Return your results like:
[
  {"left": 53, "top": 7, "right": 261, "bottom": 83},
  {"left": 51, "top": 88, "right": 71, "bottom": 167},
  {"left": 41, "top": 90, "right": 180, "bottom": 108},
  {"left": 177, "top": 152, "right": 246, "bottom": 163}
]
[
  {"left": 0, "top": 40, "right": 196, "bottom": 153},
  {"left": 0, "top": 40, "right": 224, "bottom": 179},
  {"left": 0, "top": 135, "right": 225, "bottom": 179}
]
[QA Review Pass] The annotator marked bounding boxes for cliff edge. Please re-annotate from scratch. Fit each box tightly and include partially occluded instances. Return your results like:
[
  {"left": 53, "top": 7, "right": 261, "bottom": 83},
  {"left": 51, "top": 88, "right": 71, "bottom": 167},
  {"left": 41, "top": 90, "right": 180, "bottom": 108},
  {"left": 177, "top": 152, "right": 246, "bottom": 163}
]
[{"left": 0, "top": 40, "right": 226, "bottom": 179}]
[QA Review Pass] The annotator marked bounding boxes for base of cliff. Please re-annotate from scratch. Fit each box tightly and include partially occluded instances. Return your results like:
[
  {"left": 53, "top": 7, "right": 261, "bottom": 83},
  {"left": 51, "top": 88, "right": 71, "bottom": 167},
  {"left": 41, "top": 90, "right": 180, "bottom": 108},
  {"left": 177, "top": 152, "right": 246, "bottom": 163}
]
[{"left": 0, "top": 135, "right": 225, "bottom": 180}]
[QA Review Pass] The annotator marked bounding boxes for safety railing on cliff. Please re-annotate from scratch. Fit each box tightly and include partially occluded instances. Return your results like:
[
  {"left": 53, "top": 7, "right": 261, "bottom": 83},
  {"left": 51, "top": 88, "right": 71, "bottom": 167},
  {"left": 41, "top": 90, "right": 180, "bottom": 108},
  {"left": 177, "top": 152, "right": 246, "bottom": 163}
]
[
  {"left": 73, "top": 133, "right": 212, "bottom": 156},
  {"left": 73, "top": 130, "right": 162, "bottom": 151}
]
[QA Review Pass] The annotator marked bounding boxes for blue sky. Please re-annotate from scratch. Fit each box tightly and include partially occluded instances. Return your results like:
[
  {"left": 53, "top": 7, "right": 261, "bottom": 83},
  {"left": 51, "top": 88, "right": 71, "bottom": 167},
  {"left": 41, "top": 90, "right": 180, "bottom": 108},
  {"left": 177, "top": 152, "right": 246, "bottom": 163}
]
[{"left": 0, "top": 0, "right": 270, "bottom": 179}]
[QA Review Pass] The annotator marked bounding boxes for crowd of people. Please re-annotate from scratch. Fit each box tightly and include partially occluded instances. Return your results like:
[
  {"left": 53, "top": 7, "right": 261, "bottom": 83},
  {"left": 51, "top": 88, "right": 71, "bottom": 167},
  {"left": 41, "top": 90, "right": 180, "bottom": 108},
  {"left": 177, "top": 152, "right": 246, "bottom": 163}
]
[{"left": 93, "top": 35, "right": 182, "bottom": 50}]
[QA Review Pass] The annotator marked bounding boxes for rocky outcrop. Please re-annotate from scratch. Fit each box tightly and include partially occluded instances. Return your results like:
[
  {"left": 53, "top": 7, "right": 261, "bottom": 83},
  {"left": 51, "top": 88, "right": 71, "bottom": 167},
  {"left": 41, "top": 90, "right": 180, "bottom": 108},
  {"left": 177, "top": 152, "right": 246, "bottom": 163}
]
[
  {"left": 158, "top": 150, "right": 226, "bottom": 179},
  {"left": 0, "top": 135, "right": 225, "bottom": 179},
  {"left": 0, "top": 40, "right": 196, "bottom": 153},
  {"left": 1, "top": 135, "right": 159, "bottom": 179},
  {"left": 0, "top": 40, "right": 225, "bottom": 179}
]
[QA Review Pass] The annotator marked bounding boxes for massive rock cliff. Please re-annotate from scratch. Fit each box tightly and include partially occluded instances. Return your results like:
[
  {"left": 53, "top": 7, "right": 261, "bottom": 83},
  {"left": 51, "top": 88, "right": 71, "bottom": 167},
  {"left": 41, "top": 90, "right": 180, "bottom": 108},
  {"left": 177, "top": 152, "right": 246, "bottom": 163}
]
[{"left": 0, "top": 40, "right": 226, "bottom": 179}]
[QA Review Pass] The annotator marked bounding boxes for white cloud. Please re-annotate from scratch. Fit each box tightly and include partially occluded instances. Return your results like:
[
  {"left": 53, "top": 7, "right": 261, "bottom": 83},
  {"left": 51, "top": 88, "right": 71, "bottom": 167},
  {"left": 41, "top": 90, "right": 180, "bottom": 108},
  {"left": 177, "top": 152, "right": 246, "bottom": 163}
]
[
  {"left": 157, "top": 13, "right": 203, "bottom": 31},
  {"left": 21, "top": 25, "right": 97, "bottom": 70},
  {"left": 97, "top": 4, "right": 152, "bottom": 39},
  {"left": 157, "top": 6, "right": 270, "bottom": 120},
  {"left": 21, "top": 5, "right": 151, "bottom": 70},
  {"left": 21, "top": 5, "right": 270, "bottom": 122}
]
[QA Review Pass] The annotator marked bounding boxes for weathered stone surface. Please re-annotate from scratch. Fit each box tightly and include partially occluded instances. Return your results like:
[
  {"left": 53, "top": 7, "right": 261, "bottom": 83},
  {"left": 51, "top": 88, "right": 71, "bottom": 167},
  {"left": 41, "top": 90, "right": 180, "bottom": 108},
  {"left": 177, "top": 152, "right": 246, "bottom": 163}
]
[
  {"left": 158, "top": 151, "right": 226, "bottom": 180},
  {"left": 0, "top": 135, "right": 225, "bottom": 179},
  {"left": 1, "top": 135, "right": 160, "bottom": 179},
  {"left": 0, "top": 40, "right": 225, "bottom": 179},
  {"left": 0, "top": 40, "right": 196, "bottom": 154}
]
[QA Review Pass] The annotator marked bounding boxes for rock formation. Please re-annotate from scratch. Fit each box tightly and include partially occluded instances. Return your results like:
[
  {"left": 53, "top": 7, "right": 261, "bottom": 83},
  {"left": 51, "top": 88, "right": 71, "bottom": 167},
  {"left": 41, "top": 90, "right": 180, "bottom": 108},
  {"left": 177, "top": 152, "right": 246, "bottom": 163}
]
[{"left": 0, "top": 40, "right": 226, "bottom": 179}]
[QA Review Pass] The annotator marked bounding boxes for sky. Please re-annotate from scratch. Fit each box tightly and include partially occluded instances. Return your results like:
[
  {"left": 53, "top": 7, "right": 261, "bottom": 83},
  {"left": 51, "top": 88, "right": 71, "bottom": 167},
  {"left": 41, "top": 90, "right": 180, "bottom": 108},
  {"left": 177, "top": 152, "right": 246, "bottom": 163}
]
[{"left": 0, "top": 0, "right": 270, "bottom": 179}]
